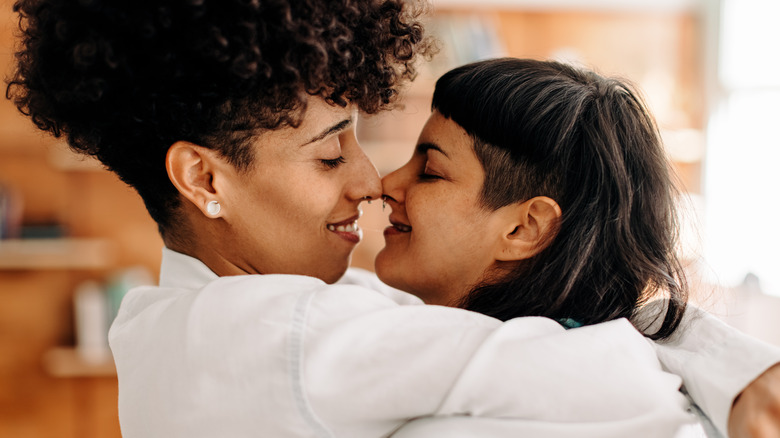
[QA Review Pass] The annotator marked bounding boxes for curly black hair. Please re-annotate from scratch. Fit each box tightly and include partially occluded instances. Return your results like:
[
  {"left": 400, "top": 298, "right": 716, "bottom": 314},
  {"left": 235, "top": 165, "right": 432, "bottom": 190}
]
[{"left": 8, "top": 0, "right": 434, "bottom": 234}]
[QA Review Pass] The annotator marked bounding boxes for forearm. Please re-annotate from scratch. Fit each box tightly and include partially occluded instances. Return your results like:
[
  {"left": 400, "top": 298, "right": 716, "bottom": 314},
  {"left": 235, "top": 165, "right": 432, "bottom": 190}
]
[
  {"left": 728, "top": 363, "right": 780, "bottom": 438},
  {"left": 646, "top": 304, "right": 780, "bottom": 435},
  {"left": 306, "top": 295, "right": 688, "bottom": 436}
]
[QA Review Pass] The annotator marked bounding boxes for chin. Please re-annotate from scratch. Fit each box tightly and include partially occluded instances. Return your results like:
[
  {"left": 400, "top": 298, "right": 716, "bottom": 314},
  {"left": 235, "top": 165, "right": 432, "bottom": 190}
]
[
  {"left": 375, "top": 265, "right": 460, "bottom": 307},
  {"left": 374, "top": 267, "right": 397, "bottom": 289},
  {"left": 375, "top": 263, "right": 421, "bottom": 301},
  {"left": 320, "top": 260, "right": 351, "bottom": 284},
  {"left": 374, "top": 251, "right": 421, "bottom": 296},
  {"left": 373, "top": 251, "right": 398, "bottom": 287}
]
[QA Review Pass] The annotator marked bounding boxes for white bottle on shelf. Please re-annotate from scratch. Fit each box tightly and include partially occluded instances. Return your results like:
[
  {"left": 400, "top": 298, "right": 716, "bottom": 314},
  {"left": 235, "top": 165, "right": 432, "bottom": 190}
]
[{"left": 73, "top": 280, "right": 110, "bottom": 364}]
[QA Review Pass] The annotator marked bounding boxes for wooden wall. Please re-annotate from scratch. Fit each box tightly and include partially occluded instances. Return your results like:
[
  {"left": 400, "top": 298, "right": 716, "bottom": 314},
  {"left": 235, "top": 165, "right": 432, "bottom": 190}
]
[{"left": 0, "top": 1, "right": 161, "bottom": 435}]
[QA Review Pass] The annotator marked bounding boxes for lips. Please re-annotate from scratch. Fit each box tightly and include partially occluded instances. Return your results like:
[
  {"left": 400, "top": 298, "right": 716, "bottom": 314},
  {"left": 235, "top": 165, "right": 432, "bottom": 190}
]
[
  {"left": 327, "top": 214, "right": 362, "bottom": 244},
  {"left": 326, "top": 220, "right": 358, "bottom": 233},
  {"left": 384, "top": 215, "right": 412, "bottom": 237},
  {"left": 390, "top": 220, "right": 411, "bottom": 232}
]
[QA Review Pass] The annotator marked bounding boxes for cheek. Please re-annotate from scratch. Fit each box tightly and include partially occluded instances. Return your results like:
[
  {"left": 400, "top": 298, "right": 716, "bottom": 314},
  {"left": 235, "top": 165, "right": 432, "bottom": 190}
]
[
  {"left": 408, "top": 190, "right": 481, "bottom": 248},
  {"left": 405, "top": 199, "right": 472, "bottom": 263},
  {"left": 268, "top": 173, "right": 341, "bottom": 218}
]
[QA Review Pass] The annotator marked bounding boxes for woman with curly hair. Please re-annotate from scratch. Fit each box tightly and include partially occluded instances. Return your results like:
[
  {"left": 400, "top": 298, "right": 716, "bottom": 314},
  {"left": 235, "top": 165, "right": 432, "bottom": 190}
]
[{"left": 7, "top": 1, "right": 780, "bottom": 437}]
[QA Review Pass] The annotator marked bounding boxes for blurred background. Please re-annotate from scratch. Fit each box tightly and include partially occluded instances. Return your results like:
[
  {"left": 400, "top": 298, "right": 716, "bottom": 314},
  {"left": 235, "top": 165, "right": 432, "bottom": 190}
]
[{"left": 0, "top": 0, "right": 778, "bottom": 436}]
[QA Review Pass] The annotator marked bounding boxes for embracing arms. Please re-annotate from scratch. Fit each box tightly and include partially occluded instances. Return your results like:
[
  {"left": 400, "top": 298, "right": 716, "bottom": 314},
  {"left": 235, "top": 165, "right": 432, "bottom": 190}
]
[
  {"left": 342, "top": 268, "right": 780, "bottom": 437},
  {"left": 730, "top": 363, "right": 780, "bottom": 438},
  {"left": 638, "top": 303, "right": 780, "bottom": 437}
]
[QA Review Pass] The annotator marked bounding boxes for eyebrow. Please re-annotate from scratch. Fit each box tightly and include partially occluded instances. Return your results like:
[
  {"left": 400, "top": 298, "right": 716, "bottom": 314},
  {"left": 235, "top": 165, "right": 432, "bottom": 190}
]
[
  {"left": 416, "top": 142, "right": 450, "bottom": 158},
  {"left": 301, "top": 118, "right": 352, "bottom": 146}
]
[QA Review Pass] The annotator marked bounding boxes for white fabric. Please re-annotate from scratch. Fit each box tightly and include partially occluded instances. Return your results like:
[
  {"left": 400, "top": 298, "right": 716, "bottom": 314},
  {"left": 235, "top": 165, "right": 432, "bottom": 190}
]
[
  {"left": 391, "top": 416, "right": 712, "bottom": 438},
  {"left": 108, "top": 248, "right": 780, "bottom": 437},
  {"left": 343, "top": 267, "right": 780, "bottom": 437},
  {"left": 651, "top": 304, "right": 780, "bottom": 435}
]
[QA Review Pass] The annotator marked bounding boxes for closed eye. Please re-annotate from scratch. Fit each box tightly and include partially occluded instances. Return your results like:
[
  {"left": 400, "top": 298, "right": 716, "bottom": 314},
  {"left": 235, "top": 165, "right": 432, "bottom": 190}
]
[
  {"left": 418, "top": 159, "right": 443, "bottom": 181},
  {"left": 418, "top": 171, "right": 443, "bottom": 181},
  {"left": 321, "top": 156, "right": 346, "bottom": 169}
]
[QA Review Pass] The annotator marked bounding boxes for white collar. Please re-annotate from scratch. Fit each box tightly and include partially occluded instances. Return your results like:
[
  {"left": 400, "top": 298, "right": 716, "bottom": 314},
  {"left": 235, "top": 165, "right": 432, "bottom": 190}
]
[{"left": 159, "top": 247, "right": 219, "bottom": 290}]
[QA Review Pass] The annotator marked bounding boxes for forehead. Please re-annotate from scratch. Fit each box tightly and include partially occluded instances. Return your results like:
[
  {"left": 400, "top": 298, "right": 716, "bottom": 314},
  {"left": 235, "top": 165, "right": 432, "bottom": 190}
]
[
  {"left": 420, "top": 111, "right": 476, "bottom": 158},
  {"left": 418, "top": 111, "right": 486, "bottom": 187},
  {"left": 263, "top": 97, "right": 356, "bottom": 145}
]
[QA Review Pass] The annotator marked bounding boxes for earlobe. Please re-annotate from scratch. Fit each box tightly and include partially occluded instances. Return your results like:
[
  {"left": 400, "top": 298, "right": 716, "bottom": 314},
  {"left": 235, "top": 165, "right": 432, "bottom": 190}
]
[
  {"left": 166, "top": 141, "right": 224, "bottom": 218},
  {"left": 495, "top": 196, "right": 562, "bottom": 262}
]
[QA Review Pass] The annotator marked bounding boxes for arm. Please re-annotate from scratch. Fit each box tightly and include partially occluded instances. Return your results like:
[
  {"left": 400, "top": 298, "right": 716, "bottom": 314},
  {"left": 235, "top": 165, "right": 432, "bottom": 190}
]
[
  {"left": 729, "top": 363, "right": 780, "bottom": 438},
  {"left": 387, "top": 319, "right": 693, "bottom": 438},
  {"left": 642, "top": 304, "right": 780, "bottom": 437},
  {"left": 304, "top": 285, "right": 690, "bottom": 437},
  {"left": 348, "top": 269, "right": 780, "bottom": 436}
]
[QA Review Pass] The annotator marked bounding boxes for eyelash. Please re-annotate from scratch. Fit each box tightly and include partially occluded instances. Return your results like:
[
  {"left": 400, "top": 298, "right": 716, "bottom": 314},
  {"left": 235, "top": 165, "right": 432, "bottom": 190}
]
[
  {"left": 418, "top": 173, "right": 443, "bottom": 181},
  {"left": 418, "top": 160, "right": 442, "bottom": 181},
  {"left": 321, "top": 156, "right": 346, "bottom": 169}
]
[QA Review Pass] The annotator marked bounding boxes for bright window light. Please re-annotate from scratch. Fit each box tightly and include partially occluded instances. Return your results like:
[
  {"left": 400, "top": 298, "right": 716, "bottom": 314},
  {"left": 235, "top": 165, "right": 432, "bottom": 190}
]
[{"left": 703, "top": 0, "right": 780, "bottom": 296}]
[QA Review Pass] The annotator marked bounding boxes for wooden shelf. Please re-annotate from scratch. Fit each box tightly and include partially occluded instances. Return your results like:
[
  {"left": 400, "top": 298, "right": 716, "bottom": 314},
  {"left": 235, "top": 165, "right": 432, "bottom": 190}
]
[
  {"left": 42, "top": 347, "right": 116, "bottom": 378},
  {"left": 0, "top": 238, "right": 115, "bottom": 270}
]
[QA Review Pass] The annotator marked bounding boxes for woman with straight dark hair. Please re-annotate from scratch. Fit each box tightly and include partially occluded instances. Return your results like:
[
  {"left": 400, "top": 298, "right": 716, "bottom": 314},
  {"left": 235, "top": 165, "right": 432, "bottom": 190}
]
[
  {"left": 377, "top": 58, "right": 779, "bottom": 436},
  {"left": 379, "top": 58, "right": 686, "bottom": 337}
]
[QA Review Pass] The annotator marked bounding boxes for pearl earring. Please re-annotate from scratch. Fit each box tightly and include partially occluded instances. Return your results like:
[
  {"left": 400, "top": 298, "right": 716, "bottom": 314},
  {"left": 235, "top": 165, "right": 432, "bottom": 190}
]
[{"left": 206, "top": 200, "right": 221, "bottom": 216}]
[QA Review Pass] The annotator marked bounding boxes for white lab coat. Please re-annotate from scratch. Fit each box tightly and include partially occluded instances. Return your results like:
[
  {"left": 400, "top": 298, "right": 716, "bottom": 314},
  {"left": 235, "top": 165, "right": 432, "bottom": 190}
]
[{"left": 108, "top": 248, "right": 780, "bottom": 438}]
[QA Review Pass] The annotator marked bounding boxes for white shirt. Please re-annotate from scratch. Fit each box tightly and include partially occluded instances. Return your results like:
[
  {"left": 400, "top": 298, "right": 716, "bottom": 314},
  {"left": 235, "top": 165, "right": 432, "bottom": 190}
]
[{"left": 108, "top": 248, "right": 780, "bottom": 437}]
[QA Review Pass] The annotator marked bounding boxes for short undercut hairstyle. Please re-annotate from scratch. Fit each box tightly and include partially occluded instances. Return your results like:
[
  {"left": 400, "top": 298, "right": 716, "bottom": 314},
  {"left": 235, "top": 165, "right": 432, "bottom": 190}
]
[{"left": 433, "top": 58, "right": 688, "bottom": 339}]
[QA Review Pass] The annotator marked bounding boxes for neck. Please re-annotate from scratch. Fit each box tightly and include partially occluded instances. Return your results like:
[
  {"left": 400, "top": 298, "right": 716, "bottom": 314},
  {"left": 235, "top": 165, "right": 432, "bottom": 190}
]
[{"left": 163, "top": 214, "right": 249, "bottom": 278}]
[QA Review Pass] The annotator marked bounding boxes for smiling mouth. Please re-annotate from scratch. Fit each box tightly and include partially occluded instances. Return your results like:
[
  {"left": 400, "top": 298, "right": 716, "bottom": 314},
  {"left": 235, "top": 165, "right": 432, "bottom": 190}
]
[
  {"left": 388, "top": 219, "right": 412, "bottom": 233},
  {"left": 392, "top": 223, "right": 411, "bottom": 232},
  {"left": 327, "top": 221, "right": 359, "bottom": 233},
  {"left": 326, "top": 217, "right": 362, "bottom": 244}
]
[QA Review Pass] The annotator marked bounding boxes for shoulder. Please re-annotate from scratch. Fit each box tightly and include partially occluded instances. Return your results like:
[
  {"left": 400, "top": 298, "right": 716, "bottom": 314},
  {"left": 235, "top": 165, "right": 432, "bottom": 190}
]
[
  {"left": 111, "top": 273, "right": 507, "bottom": 351},
  {"left": 337, "top": 267, "right": 424, "bottom": 306},
  {"left": 116, "top": 272, "right": 432, "bottom": 327}
]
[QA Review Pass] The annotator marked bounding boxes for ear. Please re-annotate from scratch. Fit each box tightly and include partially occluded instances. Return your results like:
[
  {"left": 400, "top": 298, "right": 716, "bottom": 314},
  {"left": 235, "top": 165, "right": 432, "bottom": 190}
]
[
  {"left": 166, "top": 141, "right": 226, "bottom": 218},
  {"left": 495, "top": 196, "right": 562, "bottom": 262}
]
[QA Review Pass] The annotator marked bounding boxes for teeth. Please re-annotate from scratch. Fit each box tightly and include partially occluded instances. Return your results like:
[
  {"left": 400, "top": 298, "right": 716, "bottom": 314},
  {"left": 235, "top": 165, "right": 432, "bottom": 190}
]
[
  {"left": 395, "top": 224, "right": 412, "bottom": 232},
  {"left": 327, "top": 222, "right": 358, "bottom": 233}
]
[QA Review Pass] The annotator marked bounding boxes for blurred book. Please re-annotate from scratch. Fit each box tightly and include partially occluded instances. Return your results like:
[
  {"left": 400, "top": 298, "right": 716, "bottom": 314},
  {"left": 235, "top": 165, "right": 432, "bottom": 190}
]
[{"left": 0, "top": 182, "right": 23, "bottom": 239}]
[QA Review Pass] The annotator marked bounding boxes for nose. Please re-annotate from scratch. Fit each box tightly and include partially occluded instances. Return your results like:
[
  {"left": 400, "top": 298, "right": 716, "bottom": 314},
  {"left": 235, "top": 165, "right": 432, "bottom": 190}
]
[
  {"left": 380, "top": 162, "right": 409, "bottom": 206},
  {"left": 347, "top": 142, "right": 382, "bottom": 202}
]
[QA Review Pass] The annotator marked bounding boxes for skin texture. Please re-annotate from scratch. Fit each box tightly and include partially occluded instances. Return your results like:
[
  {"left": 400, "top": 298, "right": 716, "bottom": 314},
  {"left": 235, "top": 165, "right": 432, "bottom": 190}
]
[
  {"left": 166, "top": 97, "right": 381, "bottom": 283},
  {"left": 729, "top": 363, "right": 780, "bottom": 438},
  {"left": 376, "top": 111, "right": 560, "bottom": 305}
]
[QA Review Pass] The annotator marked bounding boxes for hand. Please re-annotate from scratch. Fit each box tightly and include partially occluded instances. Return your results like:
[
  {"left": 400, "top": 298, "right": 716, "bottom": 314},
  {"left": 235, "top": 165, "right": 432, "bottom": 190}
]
[{"left": 729, "top": 363, "right": 780, "bottom": 438}]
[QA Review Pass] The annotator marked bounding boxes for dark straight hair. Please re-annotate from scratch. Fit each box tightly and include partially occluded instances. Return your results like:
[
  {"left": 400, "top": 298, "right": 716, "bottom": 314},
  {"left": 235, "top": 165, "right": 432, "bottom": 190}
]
[{"left": 432, "top": 58, "right": 687, "bottom": 340}]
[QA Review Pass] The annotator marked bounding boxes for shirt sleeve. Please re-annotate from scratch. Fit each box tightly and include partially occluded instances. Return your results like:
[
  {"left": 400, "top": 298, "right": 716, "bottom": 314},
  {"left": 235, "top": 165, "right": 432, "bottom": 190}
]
[
  {"left": 644, "top": 303, "right": 780, "bottom": 436},
  {"left": 302, "top": 285, "right": 691, "bottom": 438}
]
